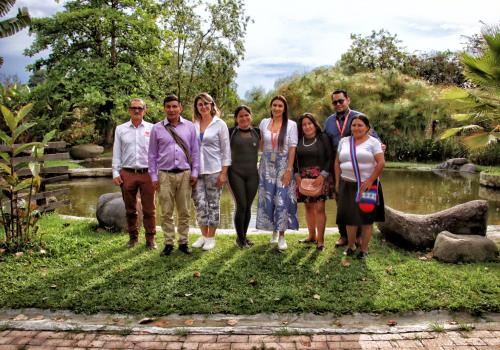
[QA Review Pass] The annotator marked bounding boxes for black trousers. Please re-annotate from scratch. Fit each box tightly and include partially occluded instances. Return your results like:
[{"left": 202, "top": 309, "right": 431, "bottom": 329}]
[{"left": 228, "top": 168, "right": 259, "bottom": 243}]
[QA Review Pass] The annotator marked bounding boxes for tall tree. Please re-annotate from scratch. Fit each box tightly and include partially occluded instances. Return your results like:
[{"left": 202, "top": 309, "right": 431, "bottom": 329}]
[
  {"left": 0, "top": 0, "right": 31, "bottom": 67},
  {"left": 160, "top": 0, "right": 249, "bottom": 114},
  {"left": 25, "top": 0, "right": 165, "bottom": 144}
]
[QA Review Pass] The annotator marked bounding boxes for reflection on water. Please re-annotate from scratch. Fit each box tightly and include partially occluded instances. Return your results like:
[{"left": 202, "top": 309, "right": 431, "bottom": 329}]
[{"left": 50, "top": 169, "right": 500, "bottom": 228}]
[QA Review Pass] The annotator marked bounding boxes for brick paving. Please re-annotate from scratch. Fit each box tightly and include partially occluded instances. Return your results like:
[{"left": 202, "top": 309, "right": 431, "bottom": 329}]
[{"left": 0, "top": 329, "right": 499, "bottom": 349}]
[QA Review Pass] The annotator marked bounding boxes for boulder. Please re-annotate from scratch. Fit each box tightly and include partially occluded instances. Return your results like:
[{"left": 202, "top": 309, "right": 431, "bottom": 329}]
[
  {"left": 459, "top": 163, "right": 477, "bottom": 173},
  {"left": 96, "top": 192, "right": 142, "bottom": 232},
  {"left": 433, "top": 231, "right": 498, "bottom": 263},
  {"left": 480, "top": 172, "right": 500, "bottom": 189},
  {"left": 378, "top": 200, "right": 488, "bottom": 249},
  {"left": 434, "top": 158, "right": 477, "bottom": 173},
  {"left": 70, "top": 144, "right": 104, "bottom": 160}
]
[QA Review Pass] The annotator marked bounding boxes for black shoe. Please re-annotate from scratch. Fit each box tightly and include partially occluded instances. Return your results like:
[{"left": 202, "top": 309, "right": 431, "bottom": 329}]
[
  {"left": 236, "top": 239, "right": 246, "bottom": 248},
  {"left": 245, "top": 239, "right": 254, "bottom": 246},
  {"left": 356, "top": 251, "right": 368, "bottom": 260},
  {"left": 178, "top": 243, "right": 192, "bottom": 255},
  {"left": 160, "top": 244, "right": 173, "bottom": 256},
  {"left": 343, "top": 246, "right": 356, "bottom": 256}
]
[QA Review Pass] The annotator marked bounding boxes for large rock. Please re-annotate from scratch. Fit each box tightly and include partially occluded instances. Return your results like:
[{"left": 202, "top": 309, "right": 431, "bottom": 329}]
[
  {"left": 434, "top": 158, "right": 477, "bottom": 173},
  {"left": 70, "top": 144, "right": 104, "bottom": 160},
  {"left": 459, "top": 163, "right": 477, "bottom": 173},
  {"left": 480, "top": 172, "right": 500, "bottom": 189},
  {"left": 96, "top": 192, "right": 142, "bottom": 232},
  {"left": 378, "top": 200, "right": 488, "bottom": 249},
  {"left": 433, "top": 231, "right": 498, "bottom": 263}
]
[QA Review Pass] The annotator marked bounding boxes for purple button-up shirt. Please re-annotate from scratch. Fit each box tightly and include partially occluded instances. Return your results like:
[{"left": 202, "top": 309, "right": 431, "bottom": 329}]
[{"left": 148, "top": 116, "right": 200, "bottom": 182}]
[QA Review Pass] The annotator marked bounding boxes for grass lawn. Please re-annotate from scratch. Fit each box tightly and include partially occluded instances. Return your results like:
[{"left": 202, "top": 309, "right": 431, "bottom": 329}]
[{"left": 1, "top": 214, "right": 498, "bottom": 316}]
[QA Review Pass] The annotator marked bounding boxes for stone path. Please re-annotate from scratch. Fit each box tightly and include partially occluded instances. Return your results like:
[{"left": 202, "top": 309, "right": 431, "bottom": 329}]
[
  {"left": 1, "top": 309, "right": 499, "bottom": 349},
  {"left": 1, "top": 328, "right": 499, "bottom": 349}
]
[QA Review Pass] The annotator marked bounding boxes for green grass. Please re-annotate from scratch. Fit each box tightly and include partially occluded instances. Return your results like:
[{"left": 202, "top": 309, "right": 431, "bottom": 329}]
[
  {"left": 479, "top": 166, "right": 500, "bottom": 175},
  {"left": 0, "top": 214, "right": 499, "bottom": 316},
  {"left": 385, "top": 162, "right": 437, "bottom": 170},
  {"left": 429, "top": 321, "right": 445, "bottom": 332}
]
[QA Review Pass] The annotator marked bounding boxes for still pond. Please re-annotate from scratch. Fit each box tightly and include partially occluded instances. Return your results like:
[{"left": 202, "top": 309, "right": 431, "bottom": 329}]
[{"left": 50, "top": 169, "right": 500, "bottom": 228}]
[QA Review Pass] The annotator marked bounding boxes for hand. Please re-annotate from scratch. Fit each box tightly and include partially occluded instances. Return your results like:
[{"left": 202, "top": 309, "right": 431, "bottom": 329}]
[
  {"left": 313, "top": 176, "right": 324, "bottom": 187},
  {"left": 281, "top": 170, "right": 291, "bottom": 187},
  {"left": 190, "top": 176, "right": 198, "bottom": 186},
  {"left": 381, "top": 143, "right": 387, "bottom": 152},
  {"left": 360, "top": 180, "right": 373, "bottom": 193},
  {"left": 113, "top": 176, "right": 123, "bottom": 186},
  {"left": 153, "top": 181, "right": 160, "bottom": 192},
  {"left": 216, "top": 172, "right": 227, "bottom": 188}
]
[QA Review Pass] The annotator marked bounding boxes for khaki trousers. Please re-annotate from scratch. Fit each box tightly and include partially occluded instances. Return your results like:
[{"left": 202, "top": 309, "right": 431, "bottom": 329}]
[{"left": 158, "top": 170, "right": 192, "bottom": 245}]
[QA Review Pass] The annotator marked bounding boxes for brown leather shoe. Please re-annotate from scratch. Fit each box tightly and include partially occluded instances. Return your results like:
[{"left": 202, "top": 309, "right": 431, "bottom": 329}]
[
  {"left": 127, "top": 239, "right": 138, "bottom": 248},
  {"left": 146, "top": 240, "right": 157, "bottom": 250},
  {"left": 335, "top": 237, "right": 347, "bottom": 247}
]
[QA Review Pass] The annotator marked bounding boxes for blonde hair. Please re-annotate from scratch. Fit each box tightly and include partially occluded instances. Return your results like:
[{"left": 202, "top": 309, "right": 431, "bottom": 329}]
[{"left": 193, "top": 92, "right": 220, "bottom": 120}]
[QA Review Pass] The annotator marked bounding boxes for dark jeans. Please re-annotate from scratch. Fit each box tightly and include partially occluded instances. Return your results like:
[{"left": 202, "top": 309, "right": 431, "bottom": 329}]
[
  {"left": 120, "top": 170, "right": 156, "bottom": 238},
  {"left": 228, "top": 168, "right": 258, "bottom": 243}
]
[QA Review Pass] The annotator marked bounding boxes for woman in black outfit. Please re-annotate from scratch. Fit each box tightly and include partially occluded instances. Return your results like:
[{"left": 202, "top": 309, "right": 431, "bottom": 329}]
[
  {"left": 228, "top": 105, "right": 260, "bottom": 248},
  {"left": 294, "top": 113, "right": 334, "bottom": 251}
]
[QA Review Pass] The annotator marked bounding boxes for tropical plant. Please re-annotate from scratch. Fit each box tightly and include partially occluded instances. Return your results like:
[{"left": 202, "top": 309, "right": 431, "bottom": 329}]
[
  {"left": 440, "top": 24, "right": 500, "bottom": 149},
  {"left": 0, "top": 0, "right": 31, "bottom": 67},
  {"left": 0, "top": 103, "right": 55, "bottom": 251}
]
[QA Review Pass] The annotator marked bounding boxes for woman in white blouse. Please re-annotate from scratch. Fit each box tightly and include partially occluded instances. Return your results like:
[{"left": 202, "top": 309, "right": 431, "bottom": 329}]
[
  {"left": 335, "top": 115, "right": 385, "bottom": 259},
  {"left": 191, "top": 93, "right": 231, "bottom": 251},
  {"left": 256, "top": 95, "right": 299, "bottom": 251}
]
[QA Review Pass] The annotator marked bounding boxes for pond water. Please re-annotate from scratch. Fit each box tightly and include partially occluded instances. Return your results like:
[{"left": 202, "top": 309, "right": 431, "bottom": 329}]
[{"left": 50, "top": 169, "right": 500, "bottom": 227}]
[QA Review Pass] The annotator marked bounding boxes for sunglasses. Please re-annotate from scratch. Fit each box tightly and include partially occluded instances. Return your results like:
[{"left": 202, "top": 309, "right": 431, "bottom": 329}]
[
  {"left": 332, "top": 99, "right": 345, "bottom": 106},
  {"left": 129, "top": 107, "right": 145, "bottom": 111}
]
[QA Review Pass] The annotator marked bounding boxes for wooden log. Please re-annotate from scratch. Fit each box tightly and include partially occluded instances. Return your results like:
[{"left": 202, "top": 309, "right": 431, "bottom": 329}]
[
  {"left": 378, "top": 200, "right": 488, "bottom": 249},
  {"left": 16, "top": 166, "right": 69, "bottom": 177},
  {"left": 11, "top": 153, "right": 70, "bottom": 165}
]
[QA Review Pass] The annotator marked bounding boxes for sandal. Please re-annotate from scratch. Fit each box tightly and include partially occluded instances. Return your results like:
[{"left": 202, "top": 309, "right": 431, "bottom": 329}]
[
  {"left": 316, "top": 245, "right": 325, "bottom": 252},
  {"left": 298, "top": 238, "right": 317, "bottom": 244},
  {"left": 335, "top": 237, "right": 347, "bottom": 247}
]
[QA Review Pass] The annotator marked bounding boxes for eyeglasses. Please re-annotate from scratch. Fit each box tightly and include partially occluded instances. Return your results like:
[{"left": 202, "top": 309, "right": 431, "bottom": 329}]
[
  {"left": 332, "top": 99, "right": 345, "bottom": 106},
  {"left": 129, "top": 106, "right": 145, "bottom": 111}
]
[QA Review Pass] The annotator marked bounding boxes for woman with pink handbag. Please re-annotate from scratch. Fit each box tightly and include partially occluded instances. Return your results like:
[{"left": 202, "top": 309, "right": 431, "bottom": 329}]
[{"left": 294, "top": 113, "right": 335, "bottom": 251}]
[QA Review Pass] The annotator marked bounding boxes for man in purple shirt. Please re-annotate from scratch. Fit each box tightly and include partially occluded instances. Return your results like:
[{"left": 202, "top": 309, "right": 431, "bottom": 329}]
[{"left": 148, "top": 94, "right": 200, "bottom": 256}]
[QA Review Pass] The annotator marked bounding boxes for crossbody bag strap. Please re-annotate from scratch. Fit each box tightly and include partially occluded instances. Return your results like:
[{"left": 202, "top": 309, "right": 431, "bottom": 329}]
[
  {"left": 164, "top": 123, "right": 192, "bottom": 168},
  {"left": 349, "top": 136, "right": 362, "bottom": 202}
]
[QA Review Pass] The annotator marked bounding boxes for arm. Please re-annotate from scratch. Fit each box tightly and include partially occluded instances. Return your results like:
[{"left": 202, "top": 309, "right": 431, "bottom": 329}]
[
  {"left": 360, "top": 152, "right": 385, "bottom": 192},
  {"left": 334, "top": 152, "right": 341, "bottom": 194},
  {"left": 148, "top": 125, "right": 160, "bottom": 191},
  {"left": 190, "top": 125, "right": 200, "bottom": 186},
  {"left": 217, "top": 123, "right": 231, "bottom": 188},
  {"left": 111, "top": 126, "right": 123, "bottom": 185}
]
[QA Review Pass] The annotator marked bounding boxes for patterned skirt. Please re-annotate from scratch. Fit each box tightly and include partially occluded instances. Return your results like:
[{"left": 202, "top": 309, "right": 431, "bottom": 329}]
[
  {"left": 296, "top": 166, "right": 335, "bottom": 203},
  {"left": 256, "top": 151, "right": 299, "bottom": 231}
]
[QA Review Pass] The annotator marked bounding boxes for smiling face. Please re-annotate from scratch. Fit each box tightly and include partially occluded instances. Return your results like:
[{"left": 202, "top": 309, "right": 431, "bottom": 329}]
[
  {"left": 236, "top": 108, "right": 252, "bottom": 129},
  {"left": 301, "top": 117, "right": 317, "bottom": 139},
  {"left": 271, "top": 99, "right": 285, "bottom": 118},
  {"left": 350, "top": 117, "right": 370, "bottom": 139},
  {"left": 164, "top": 100, "right": 183, "bottom": 123},
  {"left": 128, "top": 99, "right": 146, "bottom": 123},
  {"left": 196, "top": 97, "right": 212, "bottom": 118},
  {"left": 331, "top": 92, "right": 350, "bottom": 114}
]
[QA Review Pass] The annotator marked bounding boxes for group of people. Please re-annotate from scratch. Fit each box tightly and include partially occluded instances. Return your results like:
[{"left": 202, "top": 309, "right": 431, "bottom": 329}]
[{"left": 111, "top": 89, "right": 385, "bottom": 259}]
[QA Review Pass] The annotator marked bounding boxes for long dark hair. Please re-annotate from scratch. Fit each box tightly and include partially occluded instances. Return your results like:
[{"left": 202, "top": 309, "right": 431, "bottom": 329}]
[
  {"left": 270, "top": 95, "right": 288, "bottom": 151},
  {"left": 297, "top": 112, "right": 322, "bottom": 140}
]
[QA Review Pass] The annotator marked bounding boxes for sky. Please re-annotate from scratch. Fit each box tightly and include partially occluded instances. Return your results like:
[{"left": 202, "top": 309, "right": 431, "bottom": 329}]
[{"left": 1, "top": 0, "right": 499, "bottom": 98}]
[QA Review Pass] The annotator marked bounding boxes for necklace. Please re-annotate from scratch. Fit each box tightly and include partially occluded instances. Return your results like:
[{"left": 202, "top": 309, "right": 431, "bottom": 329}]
[{"left": 302, "top": 137, "right": 317, "bottom": 147}]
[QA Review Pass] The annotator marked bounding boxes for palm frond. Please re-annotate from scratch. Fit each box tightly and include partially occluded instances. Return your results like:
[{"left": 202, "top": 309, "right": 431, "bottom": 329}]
[
  {"left": 0, "top": 6, "right": 30, "bottom": 38},
  {"left": 0, "top": 0, "right": 15, "bottom": 17}
]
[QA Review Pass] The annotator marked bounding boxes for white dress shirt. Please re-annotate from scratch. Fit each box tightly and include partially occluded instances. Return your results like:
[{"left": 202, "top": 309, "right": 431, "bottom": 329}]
[
  {"left": 194, "top": 116, "right": 231, "bottom": 175},
  {"left": 112, "top": 120, "right": 153, "bottom": 178}
]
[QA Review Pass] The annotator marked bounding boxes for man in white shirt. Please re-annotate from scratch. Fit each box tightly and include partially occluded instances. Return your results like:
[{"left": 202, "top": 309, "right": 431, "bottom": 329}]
[{"left": 112, "top": 98, "right": 156, "bottom": 249}]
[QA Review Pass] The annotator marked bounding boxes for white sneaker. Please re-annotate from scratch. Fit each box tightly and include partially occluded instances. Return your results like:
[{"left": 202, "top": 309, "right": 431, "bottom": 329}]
[
  {"left": 270, "top": 231, "right": 279, "bottom": 244},
  {"left": 278, "top": 236, "right": 287, "bottom": 250},
  {"left": 203, "top": 237, "right": 215, "bottom": 251},
  {"left": 192, "top": 236, "right": 205, "bottom": 248}
]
